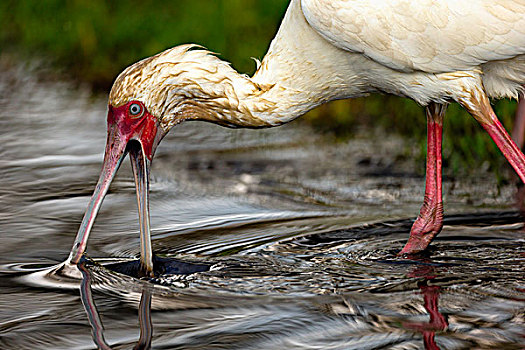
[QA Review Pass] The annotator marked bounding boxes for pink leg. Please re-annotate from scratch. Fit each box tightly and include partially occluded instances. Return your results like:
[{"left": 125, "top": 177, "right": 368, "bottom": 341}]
[
  {"left": 400, "top": 104, "right": 446, "bottom": 255},
  {"left": 479, "top": 110, "right": 525, "bottom": 183},
  {"left": 459, "top": 90, "right": 525, "bottom": 183}
]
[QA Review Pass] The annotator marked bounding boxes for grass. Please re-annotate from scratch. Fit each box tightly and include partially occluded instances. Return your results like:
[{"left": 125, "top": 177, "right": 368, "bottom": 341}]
[
  {"left": 0, "top": 0, "right": 288, "bottom": 89},
  {"left": 307, "top": 95, "right": 518, "bottom": 181},
  {"left": 0, "top": 0, "right": 520, "bottom": 179}
]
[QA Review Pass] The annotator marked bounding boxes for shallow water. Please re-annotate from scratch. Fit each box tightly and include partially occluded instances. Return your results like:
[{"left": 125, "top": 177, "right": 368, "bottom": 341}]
[{"left": 0, "top": 64, "right": 523, "bottom": 349}]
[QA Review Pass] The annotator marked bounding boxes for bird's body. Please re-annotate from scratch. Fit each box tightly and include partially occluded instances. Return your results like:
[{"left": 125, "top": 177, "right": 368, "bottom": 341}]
[
  {"left": 69, "top": 0, "right": 525, "bottom": 275},
  {"left": 110, "top": 0, "right": 525, "bottom": 128}
]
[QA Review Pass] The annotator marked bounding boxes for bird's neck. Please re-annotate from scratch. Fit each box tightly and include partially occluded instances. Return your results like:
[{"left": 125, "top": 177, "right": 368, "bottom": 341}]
[
  {"left": 249, "top": 0, "right": 364, "bottom": 125},
  {"left": 179, "top": 0, "right": 363, "bottom": 129}
]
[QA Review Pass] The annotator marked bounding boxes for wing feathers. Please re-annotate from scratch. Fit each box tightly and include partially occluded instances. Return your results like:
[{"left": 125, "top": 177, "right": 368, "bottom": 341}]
[{"left": 301, "top": 0, "right": 525, "bottom": 73}]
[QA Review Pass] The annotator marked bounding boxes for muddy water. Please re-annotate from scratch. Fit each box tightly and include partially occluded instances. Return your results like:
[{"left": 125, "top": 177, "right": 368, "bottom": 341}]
[{"left": 0, "top": 64, "right": 523, "bottom": 349}]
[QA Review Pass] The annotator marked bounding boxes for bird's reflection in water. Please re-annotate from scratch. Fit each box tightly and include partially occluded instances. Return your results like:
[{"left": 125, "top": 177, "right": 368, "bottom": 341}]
[
  {"left": 135, "top": 285, "right": 153, "bottom": 350},
  {"left": 402, "top": 262, "right": 448, "bottom": 350},
  {"left": 78, "top": 263, "right": 153, "bottom": 350},
  {"left": 29, "top": 248, "right": 519, "bottom": 350}
]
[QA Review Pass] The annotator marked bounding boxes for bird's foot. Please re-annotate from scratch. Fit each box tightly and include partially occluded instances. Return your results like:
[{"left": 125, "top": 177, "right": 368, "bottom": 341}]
[{"left": 398, "top": 202, "right": 443, "bottom": 255}]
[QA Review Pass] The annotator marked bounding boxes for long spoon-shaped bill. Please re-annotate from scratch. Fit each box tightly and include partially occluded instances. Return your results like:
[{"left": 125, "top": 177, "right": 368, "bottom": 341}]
[
  {"left": 67, "top": 125, "right": 127, "bottom": 265},
  {"left": 67, "top": 101, "right": 161, "bottom": 275},
  {"left": 129, "top": 141, "right": 154, "bottom": 277}
]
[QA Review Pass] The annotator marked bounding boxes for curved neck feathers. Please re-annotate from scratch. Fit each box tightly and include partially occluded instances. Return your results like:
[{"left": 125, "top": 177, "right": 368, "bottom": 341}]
[
  {"left": 249, "top": 0, "right": 364, "bottom": 126},
  {"left": 162, "top": 0, "right": 363, "bottom": 129}
]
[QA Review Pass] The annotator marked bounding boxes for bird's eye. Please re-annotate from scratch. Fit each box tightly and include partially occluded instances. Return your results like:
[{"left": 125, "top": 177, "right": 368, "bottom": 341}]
[{"left": 128, "top": 102, "right": 144, "bottom": 118}]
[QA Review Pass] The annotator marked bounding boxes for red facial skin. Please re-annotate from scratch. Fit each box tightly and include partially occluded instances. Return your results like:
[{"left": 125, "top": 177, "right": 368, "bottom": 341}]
[{"left": 107, "top": 100, "right": 158, "bottom": 160}]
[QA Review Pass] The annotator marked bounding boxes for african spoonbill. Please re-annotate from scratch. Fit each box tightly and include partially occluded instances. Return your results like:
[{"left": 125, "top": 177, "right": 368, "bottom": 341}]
[{"left": 67, "top": 0, "right": 525, "bottom": 276}]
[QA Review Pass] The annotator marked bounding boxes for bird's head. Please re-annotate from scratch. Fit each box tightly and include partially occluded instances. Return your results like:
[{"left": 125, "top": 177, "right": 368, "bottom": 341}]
[
  {"left": 69, "top": 45, "right": 235, "bottom": 272},
  {"left": 69, "top": 44, "right": 271, "bottom": 274},
  {"left": 104, "top": 44, "right": 213, "bottom": 163}
]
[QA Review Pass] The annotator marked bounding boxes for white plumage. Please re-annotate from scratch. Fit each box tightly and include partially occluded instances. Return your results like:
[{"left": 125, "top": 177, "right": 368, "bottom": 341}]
[
  {"left": 304, "top": 1, "right": 525, "bottom": 70},
  {"left": 301, "top": 0, "right": 525, "bottom": 98},
  {"left": 254, "top": 0, "right": 525, "bottom": 113}
]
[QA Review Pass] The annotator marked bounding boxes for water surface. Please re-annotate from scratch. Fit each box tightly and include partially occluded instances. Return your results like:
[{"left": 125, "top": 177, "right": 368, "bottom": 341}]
[{"left": 0, "top": 64, "right": 523, "bottom": 349}]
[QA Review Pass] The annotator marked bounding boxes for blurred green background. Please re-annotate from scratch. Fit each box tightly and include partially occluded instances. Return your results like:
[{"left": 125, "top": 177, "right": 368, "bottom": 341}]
[{"left": 0, "top": 0, "right": 519, "bottom": 180}]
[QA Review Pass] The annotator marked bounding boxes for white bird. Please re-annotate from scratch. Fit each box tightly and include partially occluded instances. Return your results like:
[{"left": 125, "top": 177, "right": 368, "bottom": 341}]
[{"left": 67, "top": 0, "right": 525, "bottom": 276}]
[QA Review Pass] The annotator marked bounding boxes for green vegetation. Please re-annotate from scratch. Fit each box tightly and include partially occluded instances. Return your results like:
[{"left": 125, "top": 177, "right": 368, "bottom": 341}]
[
  {"left": 0, "top": 0, "right": 519, "bottom": 179},
  {"left": 307, "top": 96, "right": 518, "bottom": 181},
  {"left": 0, "top": 0, "right": 288, "bottom": 88}
]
